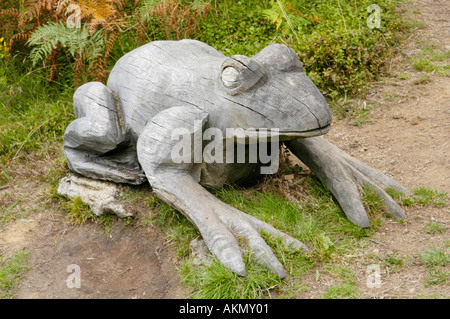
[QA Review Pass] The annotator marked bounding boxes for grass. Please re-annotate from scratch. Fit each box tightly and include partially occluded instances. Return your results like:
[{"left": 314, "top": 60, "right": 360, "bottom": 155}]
[
  {"left": 322, "top": 265, "right": 359, "bottom": 299},
  {"left": 147, "top": 194, "right": 201, "bottom": 258},
  {"left": 0, "top": 251, "right": 30, "bottom": 298},
  {"left": 139, "top": 178, "right": 447, "bottom": 298},
  {"left": 418, "top": 247, "right": 449, "bottom": 268},
  {"left": 418, "top": 247, "right": 449, "bottom": 287},
  {"left": 132, "top": 175, "right": 390, "bottom": 299},
  {"left": 329, "top": 96, "right": 375, "bottom": 126},
  {"left": 63, "top": 197, "right": 96, "bottom": 225},
  {"left": 323, "top": 283, "right": 358, "bottom": 299},
  {"left": 57, "top": 195, "right": 134, "bottom": 235},
  {"left": 424, "top": 268, "right": 449, "bottom": 287},
  {"left": 410, "top": 39, "right": 450, "bottom": 77},
  {"left": 384, "top": 253, "right": 407, "bottom": 273},
  {"left": 424, "top": 222, "right": 446, "bottom": 235},
  {"left": 180, "top": 254, "right": 282, "bottom": 299},
  {"left": 386, "top": 187, "right": 447, "bottom": 208},
  {"left": 0, "top": 61, "right": 74, "bottom": 168},
  {"left": 412, "top": 72, "right": 431, "bottom": 85}
]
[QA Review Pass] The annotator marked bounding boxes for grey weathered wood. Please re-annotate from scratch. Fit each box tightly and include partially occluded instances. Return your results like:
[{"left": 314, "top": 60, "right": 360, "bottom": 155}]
[
  {"left": 62, "top": 39, "right": 408, "bottom": 278},
  {"left": 286, "top": 137, "right": 407, "bottom": 227}
]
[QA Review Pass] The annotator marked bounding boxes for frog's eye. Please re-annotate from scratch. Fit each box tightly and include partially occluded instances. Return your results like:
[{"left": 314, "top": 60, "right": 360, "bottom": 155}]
[
  {"left": 221, "top": 67, "right": 241, "bottom": 89},
  {"left": 220, "top": 55, "right": 265, "bottom": 95}
]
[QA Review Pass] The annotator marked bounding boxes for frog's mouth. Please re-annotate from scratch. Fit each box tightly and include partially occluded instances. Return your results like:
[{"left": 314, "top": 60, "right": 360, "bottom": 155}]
[
  {"left": 233, "top": 124, "right": 331, "bottom": 143},
  {"left": 277, "top": 123, "right": 331, "bottom": 140}
]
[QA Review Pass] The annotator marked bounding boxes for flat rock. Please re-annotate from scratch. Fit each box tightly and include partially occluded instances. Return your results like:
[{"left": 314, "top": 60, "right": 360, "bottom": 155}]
[{"left": 57, "top": 174, "right": 132, "bottom": 218}]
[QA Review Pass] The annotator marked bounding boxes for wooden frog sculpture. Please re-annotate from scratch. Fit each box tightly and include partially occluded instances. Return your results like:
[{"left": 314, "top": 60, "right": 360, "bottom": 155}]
[{"left": 63, "top": 40, "right": 408, "bottom": 278}]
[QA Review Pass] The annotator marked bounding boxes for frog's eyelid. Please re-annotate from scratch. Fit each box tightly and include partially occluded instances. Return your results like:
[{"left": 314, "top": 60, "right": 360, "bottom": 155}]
[
  {"left": 275, "top": 59, "right": 303, "bottom": 72},
  {"left": 253, "top": 43, "right": 304, "bottom": 73}
]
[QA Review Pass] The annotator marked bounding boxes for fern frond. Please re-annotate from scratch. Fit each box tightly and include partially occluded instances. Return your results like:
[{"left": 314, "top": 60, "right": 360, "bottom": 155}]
[
  {"left": 88, "top": 18, "right": 104, "bottom": 33},
  {"left": 55, "top": 0, "right": 72, "bottom": 15},
  {"left": 27, "top": 21, "right": 104, "bottom": 66},
  {"left": 111, "top": 0, "right": 129, "bottom": 12},
  {"left": 45, "top": 0, "right": 54, "bottom": 11},
  {"left": 77, "top": 0, "right": 116, "bottom": 20},
  {"left": 73, "top": 52, "right": 84, "bottom": 87},
  {"left": 9, "top": 32, "right": 31, "bottom": 48},
  {"left": 23, "top": 2, "right": 42, "bottom": 22},
  {"left": 0, "top": 8, "right": 19, "bottom": 17},
  {"left": 139, "top": 0, "right": 161, "bottom": 22},
  {"left": 103, "top": 30, "right": 117, "bottom": 60},
  {"left": 44, "top": 45, "right": 59, "bottom": 82}
]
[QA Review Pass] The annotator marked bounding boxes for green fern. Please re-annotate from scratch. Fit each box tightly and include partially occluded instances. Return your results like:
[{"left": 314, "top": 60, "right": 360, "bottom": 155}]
[{"left": 27, "top": 21, "right": 104, "bottom": 66}]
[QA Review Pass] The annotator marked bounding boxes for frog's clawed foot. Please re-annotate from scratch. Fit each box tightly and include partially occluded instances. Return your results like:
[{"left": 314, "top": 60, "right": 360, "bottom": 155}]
[
  {"left": 155, "top": 184, "right": 307, "bottom": 278},
  {"left": 287, "top": 137, "right": 409, "bottom": 228}
]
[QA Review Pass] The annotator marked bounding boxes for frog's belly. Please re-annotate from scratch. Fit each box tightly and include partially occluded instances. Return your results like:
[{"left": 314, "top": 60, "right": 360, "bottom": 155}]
[
  {"left": 199, "top": 141, "right": 280, "bottom": 188},
  {"left": 200, "top": 162, "right": 264, "bottom": 188}
]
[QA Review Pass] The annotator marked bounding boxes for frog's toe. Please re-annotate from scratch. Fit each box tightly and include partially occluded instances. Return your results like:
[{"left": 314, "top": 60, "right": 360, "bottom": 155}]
[
  {"left": 215, "top": 207, "right": 287, "bottom": 278},
  {"left": 235, "top": 209, "right": 309, "bottom": 252},
  {"left": 189, "top": 209, "right": 246, "bottom": 276},
  {"left": 286, "top": 137, "right": 408, "bottom": 227},
  {"left": 204, "top": 229, "right": 247, "bottom": 277},
  {"left": 349, "top": 168, "right": 406, "bottom": 220}
]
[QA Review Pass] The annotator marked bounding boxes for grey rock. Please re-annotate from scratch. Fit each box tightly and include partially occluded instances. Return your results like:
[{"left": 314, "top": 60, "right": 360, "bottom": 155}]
[
  {"left": 190, "top": 238, "right": 213, "bottom": 266},
  {"left": 57, "top": 174, "right": 131, "bottom": 218}
]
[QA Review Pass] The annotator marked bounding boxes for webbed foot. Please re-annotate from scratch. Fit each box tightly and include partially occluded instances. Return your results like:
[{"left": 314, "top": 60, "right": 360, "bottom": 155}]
[
  {"left": 286, "top": 137, "right": 409, "bottom": 227},
  {"left": 153, "top": 178, "right": 307, "bottom": 278}
]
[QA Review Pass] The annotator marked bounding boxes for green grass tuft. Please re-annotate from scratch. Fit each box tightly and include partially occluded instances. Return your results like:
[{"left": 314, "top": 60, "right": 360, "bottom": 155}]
[
  {"left": 0, "top": 251, "right": 30, "bottom": 298},
  {"left": 180, "top": 252, "right": 282, "bottom": 299},
  {"left": 418, "top": 247, "right": 449, "bottom": 267},
  {"left": 386, "top": 187, "right": 447, "bottom": 208}
]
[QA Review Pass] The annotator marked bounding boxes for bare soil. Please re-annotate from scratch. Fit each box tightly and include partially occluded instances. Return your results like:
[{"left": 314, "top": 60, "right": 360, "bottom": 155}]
[
  {"left": 0, "top": 0, "right": 448, "bottom": 299},
  {"left": 297, "top": 0, "right": 450, "bottom": 299},
  {"left": 0, "top": 162, "right": 188, "bottom": 298}
]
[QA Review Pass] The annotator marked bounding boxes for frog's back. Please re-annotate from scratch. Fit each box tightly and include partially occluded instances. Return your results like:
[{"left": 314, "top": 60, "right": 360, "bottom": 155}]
[{"left": 107, "top": 40, "right": 226, "bottom": 139}]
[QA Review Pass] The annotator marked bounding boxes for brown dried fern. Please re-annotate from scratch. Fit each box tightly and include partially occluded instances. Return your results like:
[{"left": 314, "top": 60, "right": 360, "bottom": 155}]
[
  {"left": 149, "top": 0, "right": 211, "bottom": 40},
  {"left": 45, "top": 45, "right": 60, "bottom": 82},
  {"left": 73, "top": 52, "right": 85, "bottom": 88},
  {"left": 9, "top": 32, "right": 31, "bottom": 48},
  {"left": 1, "top": 0, "right": 206, "bottom": 87}
]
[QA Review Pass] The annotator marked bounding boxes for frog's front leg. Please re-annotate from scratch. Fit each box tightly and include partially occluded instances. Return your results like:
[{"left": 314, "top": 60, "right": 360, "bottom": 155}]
[
  {"left": 64, "top": 82, "right": 145, "bottom": 185},
  {"left": 286, "top": 137, "right": 409, "bottom": 227},
  {"left": 137, "top": 106, "right": 307, "bottom": 278}
]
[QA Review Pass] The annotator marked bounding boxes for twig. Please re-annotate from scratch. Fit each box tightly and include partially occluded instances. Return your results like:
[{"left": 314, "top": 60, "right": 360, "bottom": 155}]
[
  {"left": 292, "top": 177, "right": 307, "bottom": 186},
  {"left": 381, "top": 281, "right": 407, "bottom": 294},
  {"left": 0, "top": 185, "right": 9, "bottom": 190},
  {"left": 369, "top": 238, "right": 389, "bottom": 247}
]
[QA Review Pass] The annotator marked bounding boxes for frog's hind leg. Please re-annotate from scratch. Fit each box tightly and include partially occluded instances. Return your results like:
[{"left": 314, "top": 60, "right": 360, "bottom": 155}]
[
  {"left": 137, "top": 106, "right": 307, "bottom": 278},
  {"left": 64, "top": 82, "right": 146, "bottom": 185}
]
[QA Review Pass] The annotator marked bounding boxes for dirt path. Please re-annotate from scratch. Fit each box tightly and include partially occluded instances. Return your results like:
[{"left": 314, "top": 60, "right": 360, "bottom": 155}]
[
  {"left": 0, "top": 164, "right": 188, "bottom": 298},
  {"left": 327, "top": 0, "right": 449, "bottom": 193},
  {"left": 0, "top": 0, "right": 448, "bottom": 299},
  {"left": 316, "top": 0, "right": 449, "bottom": 298}
]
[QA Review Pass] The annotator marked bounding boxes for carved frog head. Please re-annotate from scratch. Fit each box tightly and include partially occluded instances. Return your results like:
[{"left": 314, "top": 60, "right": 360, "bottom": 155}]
[{"left": 211, "top": 43, "right": 332, "bottom": 141}]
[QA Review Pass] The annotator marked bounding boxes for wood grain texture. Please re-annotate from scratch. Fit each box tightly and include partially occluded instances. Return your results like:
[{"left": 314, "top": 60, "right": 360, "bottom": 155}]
[{"left": 62, "top": 39, "right": 407, "bottom": 277}]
